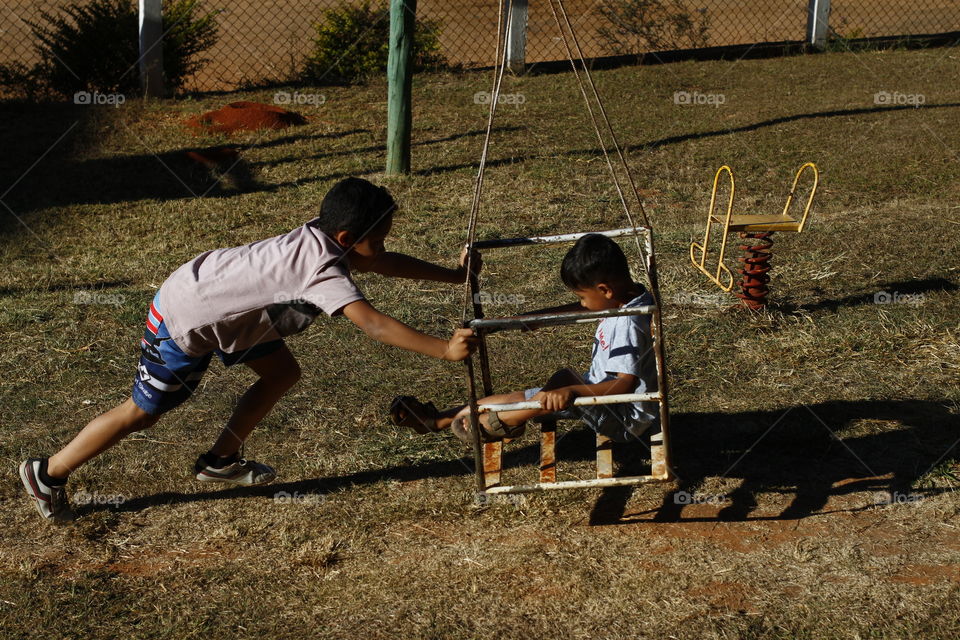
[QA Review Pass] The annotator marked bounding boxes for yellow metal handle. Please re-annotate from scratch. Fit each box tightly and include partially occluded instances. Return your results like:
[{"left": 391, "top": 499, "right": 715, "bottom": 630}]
[
  {"left": 782, "top": 162, "right": 818, "bottom": 232},
  {"left": 689, "top": 165, "right": 735, "bottom": 292}
]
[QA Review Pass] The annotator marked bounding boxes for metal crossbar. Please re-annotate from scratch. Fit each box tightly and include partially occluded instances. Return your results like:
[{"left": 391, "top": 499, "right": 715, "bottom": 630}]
[
  {"left": 469, "top": 306, "right": 655, "bottom": 333},
  {"left": 479, "top": 392, "right": 661, "bottom": 413},
  {"left": 472, "top": 227, "right": 649, "bottom": 250}
]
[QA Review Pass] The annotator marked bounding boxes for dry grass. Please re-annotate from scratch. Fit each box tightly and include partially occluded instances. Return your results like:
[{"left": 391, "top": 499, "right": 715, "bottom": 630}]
[{"left": 1, "top": 46, "right": 960, "bottom": 638}]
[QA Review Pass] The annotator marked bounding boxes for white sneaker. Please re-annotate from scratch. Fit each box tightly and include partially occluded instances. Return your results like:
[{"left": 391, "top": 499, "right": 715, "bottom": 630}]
[
  {"left": 19, "top": 459, "right": 76, "bottom": 522},
  {"left": 193, "top": 456, "right": 277, "bottom": 486}
]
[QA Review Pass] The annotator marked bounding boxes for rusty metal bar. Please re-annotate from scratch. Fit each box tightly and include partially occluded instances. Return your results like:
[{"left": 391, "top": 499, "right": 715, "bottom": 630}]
[
  {"left": 469, "top": 306, "right": 655, "bottom": 334},
  {"left": 471, "top": 226, "right": 648, "bottom": 250},
  {"left": 482, "top": 441, "right": 502, "bottom": 488},
  {"left": 469, "top": 273, "right": 500, "bottom": 490},
  {"left": 649, "top": 427, "right": 668, "bottom": 481},
  {"left": 462, "top": 354, "right": 487, "bottom": 493},
  {"left": 596, "top": 433, "right": 613, "bottom": 479},
  {"left": 486, "top": 474, "right": 664, "bottom": 494},
  {"left": 538, "top": 420, "right": 557, "bottom": 483},
  {"left": 469, "top": 273, "right": 495, "bottom": 397},
  {"left": 644, "top": 230, "right": 674, "bottom": 482},
  {"left": 461, "top": 0, "right": 510, "bottom": 499},
  {"left": 480, "top": 392, "right": 659, "bottom": 414}
]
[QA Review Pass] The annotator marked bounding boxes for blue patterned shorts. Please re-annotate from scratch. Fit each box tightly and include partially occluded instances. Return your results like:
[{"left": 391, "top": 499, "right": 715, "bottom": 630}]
[{"left": 131, "top": 294, "right": 283, "bottom": 415}]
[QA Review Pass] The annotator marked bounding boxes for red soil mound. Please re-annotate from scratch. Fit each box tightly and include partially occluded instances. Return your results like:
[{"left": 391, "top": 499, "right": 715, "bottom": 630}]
[{"left": 186, "top": 101, "right": 307, "bottom": 134}]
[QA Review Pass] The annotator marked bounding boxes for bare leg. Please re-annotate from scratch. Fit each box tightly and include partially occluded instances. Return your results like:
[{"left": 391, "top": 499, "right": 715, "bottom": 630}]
[
  {"left": 47, "top": 398, "right": 160, "bottom": 480},
  {"left": 208, "top": 344, "right": 301, "bottom": 457}
]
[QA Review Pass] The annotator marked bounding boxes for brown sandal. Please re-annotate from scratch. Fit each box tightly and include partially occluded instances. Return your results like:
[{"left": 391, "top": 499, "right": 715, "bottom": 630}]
[
  {"left": 389, "top": 396, "right": 441, "bottom": 434},
  {"left": 450, "top": 411, "right": 526, "bottom": 445}
]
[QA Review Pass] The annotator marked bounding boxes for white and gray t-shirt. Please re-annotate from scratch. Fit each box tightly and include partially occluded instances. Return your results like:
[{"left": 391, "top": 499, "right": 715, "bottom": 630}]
[
  {"left": 158, "top": 223, "right": 365, "bottom": 357},
  {"left": 525, "top": 290, "right": 660, "bottom": 442},
  {"left": 583, "top": 291, "right": 659, "bottom": 440}
]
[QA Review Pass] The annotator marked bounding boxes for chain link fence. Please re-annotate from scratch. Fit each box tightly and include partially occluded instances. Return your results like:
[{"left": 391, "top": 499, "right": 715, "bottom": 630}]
[{"left": 2, "top": 0, "right": 958, "bottom": 95}]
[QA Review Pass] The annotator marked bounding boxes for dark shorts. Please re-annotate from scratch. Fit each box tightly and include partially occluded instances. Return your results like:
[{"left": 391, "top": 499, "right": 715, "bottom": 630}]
[{"left": 132, "top": 294, "right": 284, "bottom": 416}]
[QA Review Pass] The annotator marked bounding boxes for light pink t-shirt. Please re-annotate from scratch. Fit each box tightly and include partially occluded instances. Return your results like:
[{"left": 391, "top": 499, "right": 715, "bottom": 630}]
[{"left": 158, "top": 224, "right": 365, "bottom": 356}]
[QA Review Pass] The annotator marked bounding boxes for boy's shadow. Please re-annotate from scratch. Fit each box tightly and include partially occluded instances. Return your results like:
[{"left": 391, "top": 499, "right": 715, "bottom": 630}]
[{"left": 80, "top": 399, "right": 959, "bottom": 525}]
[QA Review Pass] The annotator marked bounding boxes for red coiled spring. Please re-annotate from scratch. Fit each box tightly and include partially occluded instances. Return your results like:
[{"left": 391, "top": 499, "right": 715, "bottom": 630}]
[{"left": 736, "top": 232, "right": 774, "bottom": 310}]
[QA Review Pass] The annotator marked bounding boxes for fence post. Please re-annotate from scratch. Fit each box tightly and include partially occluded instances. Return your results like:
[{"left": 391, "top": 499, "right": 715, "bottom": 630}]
[
  {"left": 386, "top": 0, "right": 417, "bottom": 174},
  {"left": 138, "top": 0, "right": 165, "bottom": 97},
  {"left": 505, "top": 0, "right": 528, "bottom": 74},
  {"left": 806, "top": 0, "right": 831, "bottom": 49}
]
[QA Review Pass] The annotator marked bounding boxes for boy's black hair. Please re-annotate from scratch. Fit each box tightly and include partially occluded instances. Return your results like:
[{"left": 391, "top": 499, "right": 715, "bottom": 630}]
[
  {"left": 560, "top": 233, "right": 632, "bottom": 289},
  {"left": 310, "top": 177, "right": 396, "bottom": 238}
]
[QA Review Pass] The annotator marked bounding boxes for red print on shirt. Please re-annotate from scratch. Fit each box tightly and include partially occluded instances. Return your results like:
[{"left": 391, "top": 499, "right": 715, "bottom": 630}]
[{"left": 597, "top": 326, "right": 609, "bottom": 351}]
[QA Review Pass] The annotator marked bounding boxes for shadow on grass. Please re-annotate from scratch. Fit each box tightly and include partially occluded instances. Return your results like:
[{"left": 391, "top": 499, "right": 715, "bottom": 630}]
[
  {"left": 414, "top": 102, "right": 960, "bottom": 176},
  {"left": 590, "top": 398, "right": 960, "bottom": 525},
  {"left": 0, "top": 98, "right": 522, "bottom": 237},
  {"left": 252, "top": 126, "right": 524, "bottom": 169},
  {"left": 781, "top": 276, "right": 960, "bottom": 314},
  {"left": 81, "top": 398, "right": 960, "bottom": 525},
  {"left": 0, "top": 278, "right": 133, "bottom": 296}
]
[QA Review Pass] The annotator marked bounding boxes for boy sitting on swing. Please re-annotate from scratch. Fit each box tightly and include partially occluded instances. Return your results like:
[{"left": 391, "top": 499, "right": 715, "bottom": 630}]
[{"left": 390, "top": 233, "right": 659, "bottom": 444}]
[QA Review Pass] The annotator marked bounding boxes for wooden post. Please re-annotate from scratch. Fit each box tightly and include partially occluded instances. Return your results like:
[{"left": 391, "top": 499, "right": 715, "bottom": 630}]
[
  {"left": 138, "top": 0, "right": 165, "bottom": 97},
  {"left": 505, "top": 0, "right": 528, "bottom": 75},
  {"left": 806, "top": 0, "right": 831, "bottom": 50},
  {"left": 386, "top": 0, "right": 417, "bottom": 174}
]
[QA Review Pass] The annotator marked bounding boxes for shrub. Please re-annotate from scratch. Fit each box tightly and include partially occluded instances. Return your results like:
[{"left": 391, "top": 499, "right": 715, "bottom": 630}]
[
  {"left": 0, "top": 0, "right": 219, "bottom": 99},
  {"left": 303, "top": 1, "right": 445, "bottom": 84},
  {"left": 596, "top": 0, "right": 710, "bottom": 54}
]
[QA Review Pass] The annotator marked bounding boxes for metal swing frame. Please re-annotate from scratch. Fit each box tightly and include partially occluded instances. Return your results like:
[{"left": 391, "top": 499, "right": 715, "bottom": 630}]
[
  {"left": 458, "top": 0, "right": 675, "bottom": 496},
  {"left": 463, "top": 227, "right": 673, "bottom": 495}
]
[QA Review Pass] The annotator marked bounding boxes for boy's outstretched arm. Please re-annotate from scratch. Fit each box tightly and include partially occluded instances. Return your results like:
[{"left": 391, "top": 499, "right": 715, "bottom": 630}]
[
  {"left": 342, "top": 300, "right": 477, "bottom": 361},
  {"left": 368, "top": 247, "right": 482, "bottom": 283}
]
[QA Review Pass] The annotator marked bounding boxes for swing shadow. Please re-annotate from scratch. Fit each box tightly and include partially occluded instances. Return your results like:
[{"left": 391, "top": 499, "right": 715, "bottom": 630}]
[
  {"left": 78, "top": 398, "right": 959, "bottom": 525},
  {"left": 588, "top": 398, "right": 959, "bottom": 525}
]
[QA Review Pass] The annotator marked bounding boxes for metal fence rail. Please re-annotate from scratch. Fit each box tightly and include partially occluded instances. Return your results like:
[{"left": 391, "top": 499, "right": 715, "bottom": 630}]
[{"left": 1, "top": 0, "right": 958, "bottom": 95}]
